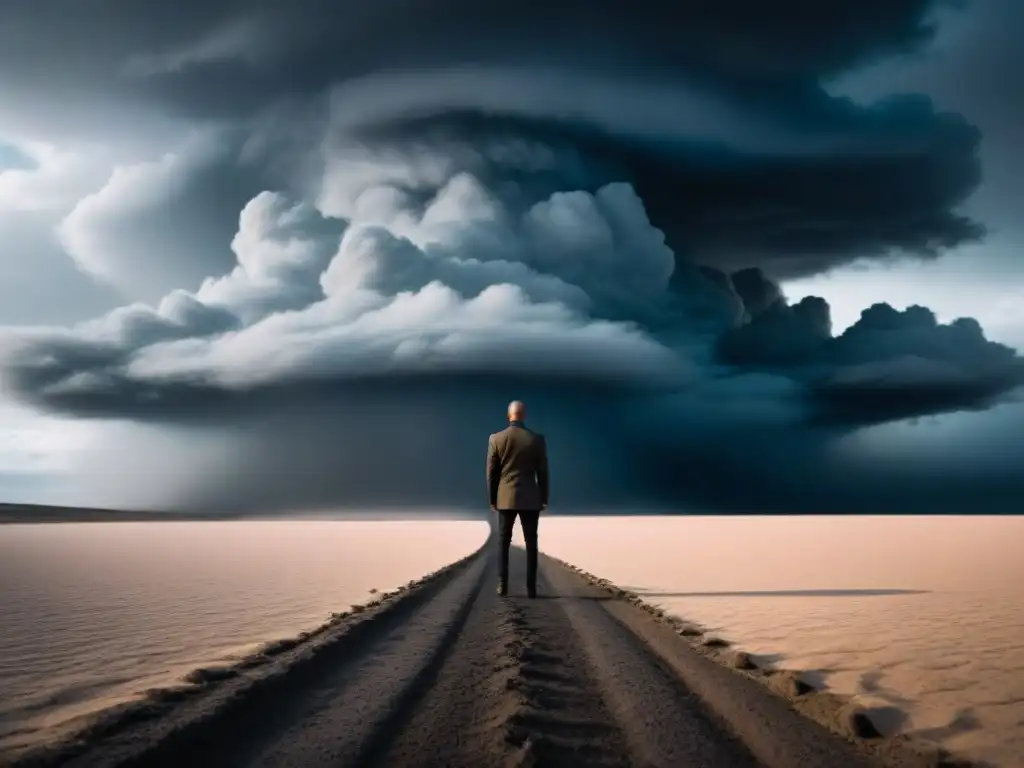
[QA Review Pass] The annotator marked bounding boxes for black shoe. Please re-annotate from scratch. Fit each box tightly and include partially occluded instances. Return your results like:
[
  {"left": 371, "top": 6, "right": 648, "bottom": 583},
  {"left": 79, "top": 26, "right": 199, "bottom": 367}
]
[
  {"left": 497, "top": 584, "right": 508, "bottom": 597},
  {"left": 527, "top": 587, "right": 537, "bottom": 599}
]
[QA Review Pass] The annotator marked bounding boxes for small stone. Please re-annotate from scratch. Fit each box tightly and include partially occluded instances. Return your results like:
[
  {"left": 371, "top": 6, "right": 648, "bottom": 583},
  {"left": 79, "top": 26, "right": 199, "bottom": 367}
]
[
  {"left": 842, "top": 707, "right": 882, "bottom": 739},
  {"left": 702, "top": 636, "right": 730, "bottom": 648},
  {"left": 773, "top": 671, "right": 814, "bottom": 697},
  {"left": 728, "top": 651, "right": 756, "bottom": 670}
]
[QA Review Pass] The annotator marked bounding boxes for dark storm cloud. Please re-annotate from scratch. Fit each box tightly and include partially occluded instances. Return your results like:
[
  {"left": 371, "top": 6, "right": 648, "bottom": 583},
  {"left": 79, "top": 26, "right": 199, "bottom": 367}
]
[
  {"left": 0, "top": 1, "right": 963, "bottom": 95},
  {"left": 55, "top": 129, "right": 276, "bottom": 301},
  {"left": 0, "top": 0, "right": 984, "bottom": 278},
  {"left": 373, "top": 85, "right": 983, "bottom": 271},
  {"left": 1, "top": 0, "right": 1019, "bottom": 513},
  {"left": 0, "top": 180, "right": 688, "bottom": 426},
  {"left": 718, "top": 275, "right": 1024, "bottom": 423},
  {"left": 136, "top": 378, "right": 665, "bottom": 513},
  {"left": 834, "top": 0, "right": 1024, "bottom": 244}
]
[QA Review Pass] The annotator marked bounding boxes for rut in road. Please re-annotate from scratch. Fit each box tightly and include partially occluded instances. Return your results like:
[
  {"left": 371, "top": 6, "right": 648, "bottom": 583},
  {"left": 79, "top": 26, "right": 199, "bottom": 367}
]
[
  {"left": 502, "top": 599, "right": 633, "bottom": 766},
  {"left": 27, "top": 543, "right": 895, "bottom": 768},
  {"left": 368, "top": 547, "right": 763, "bottom": 768},
  {"left": 370, "top": 554, "right": 634, "bottom": 767}
]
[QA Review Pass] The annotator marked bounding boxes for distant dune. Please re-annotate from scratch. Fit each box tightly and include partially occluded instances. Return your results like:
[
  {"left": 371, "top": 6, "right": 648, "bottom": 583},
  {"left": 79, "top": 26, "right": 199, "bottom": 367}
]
[
  {"left": 4, "top": 501, "right": 1009, "bottom": 525},
  {"left": 0, "top": 503, "right": 216, "bottom": 524},
  {"left": 0, "top": 503, "right": 482, "bottom": 524}
]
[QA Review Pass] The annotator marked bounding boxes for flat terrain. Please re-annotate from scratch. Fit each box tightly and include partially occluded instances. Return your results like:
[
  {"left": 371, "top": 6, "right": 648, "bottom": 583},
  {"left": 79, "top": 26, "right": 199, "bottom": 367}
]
[
  {"left": 539, "top": 515, "right": 1024, "bottom": 768},
  {"left": 0, "top": 520, "right": 490, "bottom": 758},
  {"left": 12, "top": 544, "right": 947, "bottom": 768}
]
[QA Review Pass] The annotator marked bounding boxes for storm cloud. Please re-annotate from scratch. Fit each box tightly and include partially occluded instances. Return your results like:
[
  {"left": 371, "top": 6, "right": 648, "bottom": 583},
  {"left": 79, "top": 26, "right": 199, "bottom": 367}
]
[
  {"left": 0, "top": 0, "right": 1019, "bottom": 513},
  {"left": 0, "top": 0, "right": 985, "bottom": 279}
]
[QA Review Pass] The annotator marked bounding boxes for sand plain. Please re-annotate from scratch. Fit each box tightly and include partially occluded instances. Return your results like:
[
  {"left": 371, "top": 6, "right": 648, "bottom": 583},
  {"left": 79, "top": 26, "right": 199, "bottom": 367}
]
[
  {"left": 536, "top": 515, "right": 1024, "bottom": 767},
  {"left": 0, "top": 519, "right": 489, "bottom": 758}
]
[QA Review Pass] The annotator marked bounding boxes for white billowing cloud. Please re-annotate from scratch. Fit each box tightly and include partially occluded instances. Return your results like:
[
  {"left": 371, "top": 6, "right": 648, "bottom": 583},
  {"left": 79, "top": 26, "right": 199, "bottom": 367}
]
[
  {"left": 57, "top": 130, "right": 253, "bottom": 300},
  {"left": 155, "top": 171, "right": 684, "bottom": 388},
  {"left": 413, "top": 172, "right": 507, "bottom": 237},
  {"left": 523, "top": 183, "right": 675, "bottom": 306},
  {"left": 232, "top": 192, "right": 330, "bottom": 277},
  {"left": 0, "top": 141, "right": 123, "bottom": 325},
  {"left": 74, "top": 289, "right": 239, "bottom": 349},
  {"left": 315, "top": 129, "right": 578, "bottom": 225},
  {"left": 319, "top": 223, "right": 591, "bottom": 311},
  {"left": 317, "top": 145, "right": 452, "bottom": 221},
  {"left": 3, "top": 150, "right": 1019, "bottom": 438},
  {"left": 127, "top": 280, "right": 680, "bottom": 390},
  {"left": 0, "top": 141, "right": 108, "bottom": 213},
  {"left": 197, "top": 191, "right": 342, "bottom": 323},
  {"left": 322, "top": 170, "right": 675, "bottom": 317},
  {"left": 59, "top": 144, "right": 195, "bottom": 285},
  {"left": 0, "top": 172, "right": 693, "bottom": 415}
]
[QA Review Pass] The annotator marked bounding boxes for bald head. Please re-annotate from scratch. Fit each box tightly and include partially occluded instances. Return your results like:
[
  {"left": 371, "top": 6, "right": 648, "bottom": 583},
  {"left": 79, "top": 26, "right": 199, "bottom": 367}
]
[{"left": 507, "top": 400, "right": 526, "bottom": 422}]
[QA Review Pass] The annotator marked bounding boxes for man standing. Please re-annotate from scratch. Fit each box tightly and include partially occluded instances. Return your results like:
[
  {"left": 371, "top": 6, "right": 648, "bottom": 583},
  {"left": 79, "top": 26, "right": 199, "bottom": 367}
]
[{"left": 487, "top": 400, "right": 549, "bottom": 598}]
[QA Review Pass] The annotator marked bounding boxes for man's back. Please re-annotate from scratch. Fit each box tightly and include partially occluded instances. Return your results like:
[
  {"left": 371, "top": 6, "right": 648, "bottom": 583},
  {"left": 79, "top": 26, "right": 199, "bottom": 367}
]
[{"left": 487, "top": 423, "right": 549, "bottom": 511}]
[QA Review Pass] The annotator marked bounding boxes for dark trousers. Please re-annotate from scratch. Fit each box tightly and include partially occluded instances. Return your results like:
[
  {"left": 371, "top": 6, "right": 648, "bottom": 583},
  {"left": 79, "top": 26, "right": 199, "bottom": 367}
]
[{"left": 497, "top": 510, "right": 540, "bottom": 592}]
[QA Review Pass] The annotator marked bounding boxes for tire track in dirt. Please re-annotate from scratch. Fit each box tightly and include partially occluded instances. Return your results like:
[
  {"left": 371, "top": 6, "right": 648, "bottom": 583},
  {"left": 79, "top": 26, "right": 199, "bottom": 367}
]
[
  {"left": 368, "top": 556, "right": 633, "bottom": 767},
  {"left": 112, "top": 552, "right": 487, "bottom": 768},
  {"left": 543, "top": 563, "right": 764, "bottom": 767},
  {"left": 497, "top": 593, "right": 634, "bottom": 768},
  {"left": 16, "top": 541, "right": 925, "bottom": 768}
]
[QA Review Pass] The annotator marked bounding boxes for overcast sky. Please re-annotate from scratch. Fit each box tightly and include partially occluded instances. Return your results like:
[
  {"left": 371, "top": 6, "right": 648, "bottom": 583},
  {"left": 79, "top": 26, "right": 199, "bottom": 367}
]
[{"left": 0, "top": 0, "right": 1021, "bottom": 514}]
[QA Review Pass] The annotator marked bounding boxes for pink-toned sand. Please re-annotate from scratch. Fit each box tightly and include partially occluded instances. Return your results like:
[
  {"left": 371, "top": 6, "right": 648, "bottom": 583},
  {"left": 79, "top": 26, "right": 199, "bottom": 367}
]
[
  {"left": 4, "top": 514, "right": 1019, "bottom": 767},
  {"left": 0, "top": 519, "right": 488, "bottom": 757},
  {"left": 535, "top": 515, "right": 1024, "bottom": 768},
  {"left": 4, "top": 544, "right": 911, "bottom": 768}
]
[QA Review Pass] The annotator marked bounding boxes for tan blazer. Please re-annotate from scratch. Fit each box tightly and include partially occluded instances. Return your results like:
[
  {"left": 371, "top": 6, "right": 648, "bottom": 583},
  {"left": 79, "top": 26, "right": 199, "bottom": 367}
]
[{"left": 487, "top": 423, "right": 549, "bottom": 511}]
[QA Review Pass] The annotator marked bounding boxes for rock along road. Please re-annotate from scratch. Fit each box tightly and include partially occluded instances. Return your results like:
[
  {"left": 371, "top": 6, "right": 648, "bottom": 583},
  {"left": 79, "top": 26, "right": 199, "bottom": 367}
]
[{"left": 23, "top": 542, "right": 931, "bottom": 768}]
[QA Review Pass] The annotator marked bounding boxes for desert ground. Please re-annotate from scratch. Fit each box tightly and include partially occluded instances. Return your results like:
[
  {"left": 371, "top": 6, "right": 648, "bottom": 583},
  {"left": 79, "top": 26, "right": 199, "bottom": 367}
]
[
  {"left": 538, "top": 515, "right": 1024, "bottom": 768},
  {"left": 0, "top": 520, "right": 489, "bottom": 758},
  {"left": 7, "top": 538, "right": 975, "bottom": 768}
]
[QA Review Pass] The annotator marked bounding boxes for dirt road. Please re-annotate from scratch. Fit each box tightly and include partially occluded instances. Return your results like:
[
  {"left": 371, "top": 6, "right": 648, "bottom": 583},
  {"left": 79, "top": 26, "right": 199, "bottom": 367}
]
[{"left": 18, "top": 543, "right": 930, "bottom": 768}]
